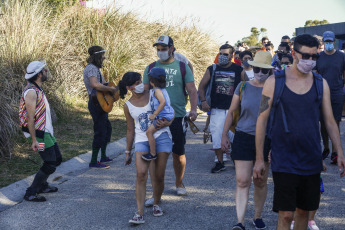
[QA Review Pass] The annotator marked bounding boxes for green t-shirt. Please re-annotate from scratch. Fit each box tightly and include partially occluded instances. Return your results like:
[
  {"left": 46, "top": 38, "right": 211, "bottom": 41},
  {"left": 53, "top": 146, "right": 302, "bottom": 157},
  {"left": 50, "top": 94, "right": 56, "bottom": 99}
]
[{"left": 143, "top": 60, "right": 194, "bottom": 118}]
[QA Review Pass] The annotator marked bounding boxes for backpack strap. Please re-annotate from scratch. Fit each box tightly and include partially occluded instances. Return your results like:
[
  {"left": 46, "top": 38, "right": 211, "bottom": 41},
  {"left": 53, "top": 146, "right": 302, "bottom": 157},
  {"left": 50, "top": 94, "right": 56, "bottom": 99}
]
[
  {"left": 312, "top": 72, "right": 323, "bottom": 105},
  {"left": 179, "top": 61, "right": 187, "bottom": 96},
  {"left": 148, "top": 61, "right": 156, "bottom": 72}
]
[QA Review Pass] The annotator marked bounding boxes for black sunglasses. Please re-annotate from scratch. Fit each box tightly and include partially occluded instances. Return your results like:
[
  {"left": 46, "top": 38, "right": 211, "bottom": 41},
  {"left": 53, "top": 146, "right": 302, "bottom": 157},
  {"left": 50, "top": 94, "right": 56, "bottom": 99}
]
[
  {"left": 220, "top": 53, "right": 230, "bottom": 56},
  {"left": 294, "top": 49, "right": 319, "bottom": 61},
  {"left": 281, "top": 62, "right": 290, "bottom": 65},
  {"left": 253, "top": 67, "right": 270, "bottom": 74}
]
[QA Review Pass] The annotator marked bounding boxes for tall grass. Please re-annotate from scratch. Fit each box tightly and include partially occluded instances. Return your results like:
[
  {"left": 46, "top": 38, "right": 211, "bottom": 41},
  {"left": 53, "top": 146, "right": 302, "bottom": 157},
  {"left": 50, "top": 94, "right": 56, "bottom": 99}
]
[{"left": 0, "top": 0, "right": 218, "bottom": 157}]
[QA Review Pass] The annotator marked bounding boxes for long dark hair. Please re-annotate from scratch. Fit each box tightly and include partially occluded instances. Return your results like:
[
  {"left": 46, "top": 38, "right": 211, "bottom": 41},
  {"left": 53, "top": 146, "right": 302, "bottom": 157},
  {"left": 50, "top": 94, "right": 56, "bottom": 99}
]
[
  {"left": 118, "top": 72, "right": 141, "bottom": 99},
  {"left": 87, "top": 46, "right": 105, "bottom": 68}
]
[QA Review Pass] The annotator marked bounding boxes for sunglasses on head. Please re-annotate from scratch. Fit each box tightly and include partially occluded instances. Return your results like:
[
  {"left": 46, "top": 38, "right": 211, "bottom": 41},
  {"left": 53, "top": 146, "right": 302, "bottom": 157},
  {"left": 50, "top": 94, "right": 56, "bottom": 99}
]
[
  {"left": 253, "top": 67, "right": 270, "bottom": 74},
  {"left": 294, "top": 49, "right": 319, "bottom": 60}
]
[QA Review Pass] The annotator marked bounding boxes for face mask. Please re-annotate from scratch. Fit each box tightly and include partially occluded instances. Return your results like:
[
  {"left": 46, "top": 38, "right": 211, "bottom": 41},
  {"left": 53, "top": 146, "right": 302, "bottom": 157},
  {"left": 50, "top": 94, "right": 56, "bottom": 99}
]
[
  {"left": 243, "top": 60, "right": 250, "bottom": 68},
  {"left": 324, "top": 43, "right": 334, "bottom": 51},
  {"left": 133, "top": 83, "right": 145, "bottom": 93},
  {"left": 254, "top": 72, "right": 269, "bottom": 82},
  {"left": 296, "top": 58, "right": 316, "bottom": 74},
  {"left": 218, "top": 54, "right": 230, "bottom": 66},
  {"left": 157, "top": 50, "right": 170, "bottom": 61}
]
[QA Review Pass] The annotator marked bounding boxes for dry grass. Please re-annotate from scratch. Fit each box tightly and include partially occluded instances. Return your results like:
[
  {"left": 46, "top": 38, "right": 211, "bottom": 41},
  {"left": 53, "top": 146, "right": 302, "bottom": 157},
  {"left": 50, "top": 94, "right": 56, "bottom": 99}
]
[{"left": 0, "top": 0, "right": 218, "bottom": 185}]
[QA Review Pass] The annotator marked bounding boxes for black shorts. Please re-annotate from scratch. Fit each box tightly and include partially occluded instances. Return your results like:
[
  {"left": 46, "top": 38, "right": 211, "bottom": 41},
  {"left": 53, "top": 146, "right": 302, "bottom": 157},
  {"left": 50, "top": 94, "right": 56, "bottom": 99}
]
[
  {"left": 231, "top": 131, "right": 271, "bottom": 162},
  {"left": 272, "top": 172, "right": 321, "bottom": 212},
  {"left": 169, "top": 117, "right": 186, "bottom": 155},
  {"left": 330, "top": 94, "right": 345, "bottom": 121}
]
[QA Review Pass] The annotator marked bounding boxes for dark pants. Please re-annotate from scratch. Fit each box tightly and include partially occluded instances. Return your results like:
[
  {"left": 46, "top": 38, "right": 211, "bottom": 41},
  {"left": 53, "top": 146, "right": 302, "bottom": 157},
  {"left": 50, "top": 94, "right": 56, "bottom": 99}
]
[
  {"left": 26, "top": 143, "right": 62, "bottom": 195},
  {"left": 88, "top": 97, "right": 112, "bottom": 149}
]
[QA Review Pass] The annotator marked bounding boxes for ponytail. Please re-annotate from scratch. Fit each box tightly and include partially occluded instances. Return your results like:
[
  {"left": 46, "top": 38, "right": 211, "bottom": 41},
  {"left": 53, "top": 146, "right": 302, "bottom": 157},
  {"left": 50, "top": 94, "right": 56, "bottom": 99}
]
[{"left": 118, "top": 72, "right": 141, "bottom": 99}]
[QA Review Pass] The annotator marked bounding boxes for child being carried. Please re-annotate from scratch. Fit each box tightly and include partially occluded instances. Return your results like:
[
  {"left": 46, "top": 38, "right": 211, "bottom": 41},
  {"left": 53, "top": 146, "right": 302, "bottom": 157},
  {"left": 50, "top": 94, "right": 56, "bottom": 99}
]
[{"left": 142, "top": 67, "right": 175, "bottom": 161}]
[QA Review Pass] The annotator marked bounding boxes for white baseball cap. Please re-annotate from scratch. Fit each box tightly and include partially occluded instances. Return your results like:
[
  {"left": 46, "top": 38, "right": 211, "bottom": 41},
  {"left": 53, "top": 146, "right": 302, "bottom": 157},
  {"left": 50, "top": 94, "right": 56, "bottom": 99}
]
[{"left": 25, "top": 61, "right": 47, "bottom": 79}]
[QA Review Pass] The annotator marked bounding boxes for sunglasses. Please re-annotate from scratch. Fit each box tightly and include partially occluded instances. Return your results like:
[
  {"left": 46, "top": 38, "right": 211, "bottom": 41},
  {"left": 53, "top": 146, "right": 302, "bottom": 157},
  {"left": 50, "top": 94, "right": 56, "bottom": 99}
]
[
  {"left": 253, "top": 67, "right": 270, "bottom": 74},
  {"left": 294, "top": 49, "right": 319, "bottom": 60},
  {"left": 219, "top": 53, "right": 230, "bottom": 56},
  {"left": 281, "top": 62, "right": 290, "bottom": 65}
]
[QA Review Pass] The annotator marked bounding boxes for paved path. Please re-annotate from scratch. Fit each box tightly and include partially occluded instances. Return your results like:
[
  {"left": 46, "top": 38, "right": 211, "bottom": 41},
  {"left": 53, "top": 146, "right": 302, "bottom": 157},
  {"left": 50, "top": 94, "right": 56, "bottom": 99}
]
[{"left": 0, "top": 114, "right": 345, "bottom": 229}]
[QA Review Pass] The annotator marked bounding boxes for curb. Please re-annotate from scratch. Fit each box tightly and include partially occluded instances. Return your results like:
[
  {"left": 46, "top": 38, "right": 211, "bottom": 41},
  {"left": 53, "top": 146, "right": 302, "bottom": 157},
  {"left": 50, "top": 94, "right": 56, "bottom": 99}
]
[{"left": 0, "top": 137, "right": 127, "bottom": 212}]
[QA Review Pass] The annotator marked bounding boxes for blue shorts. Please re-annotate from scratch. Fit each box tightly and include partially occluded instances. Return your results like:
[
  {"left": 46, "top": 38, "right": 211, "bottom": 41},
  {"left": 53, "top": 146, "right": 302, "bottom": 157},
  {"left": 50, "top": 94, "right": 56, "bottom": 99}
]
[{"left": 135, "top": 132, "right": 172, "bottom": 153}]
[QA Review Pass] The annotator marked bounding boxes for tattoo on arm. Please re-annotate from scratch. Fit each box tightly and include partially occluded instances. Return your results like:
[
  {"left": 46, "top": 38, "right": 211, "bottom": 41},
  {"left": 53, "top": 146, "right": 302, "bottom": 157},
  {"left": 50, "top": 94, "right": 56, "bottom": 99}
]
[{"left": 259, "top": 95, "right": 270, "bottom": 114}]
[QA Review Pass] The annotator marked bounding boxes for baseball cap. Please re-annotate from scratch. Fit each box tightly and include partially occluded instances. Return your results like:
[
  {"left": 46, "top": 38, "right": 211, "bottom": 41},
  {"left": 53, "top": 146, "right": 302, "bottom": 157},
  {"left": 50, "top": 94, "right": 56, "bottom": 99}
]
[
  {"left": 25, "top": 60, "right": 47, "bottom": 79},
  {"left": 153, "top": 35, "right": 174, "bottom": 47},
  {"left": 323, "top": 31, "right": 335, "bottom": 42},
  {"left": 148, "top": 67, "right": 166, "bottom": 79}
]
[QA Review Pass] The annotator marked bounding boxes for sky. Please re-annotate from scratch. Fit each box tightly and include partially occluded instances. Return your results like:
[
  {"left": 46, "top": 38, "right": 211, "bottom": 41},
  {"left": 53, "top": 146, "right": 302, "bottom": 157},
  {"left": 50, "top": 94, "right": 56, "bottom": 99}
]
[{"left": 86, "top": 0, "right": 345, "bottom": 48}]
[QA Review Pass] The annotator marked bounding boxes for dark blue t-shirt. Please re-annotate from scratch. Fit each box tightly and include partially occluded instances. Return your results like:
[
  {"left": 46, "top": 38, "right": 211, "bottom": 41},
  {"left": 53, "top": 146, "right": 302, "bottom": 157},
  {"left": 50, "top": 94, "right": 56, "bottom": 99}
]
[
  {"left": 270, "top": 80, "right": 323, "bottom": 175},
  {"left": 316, "top": 50, "right": 345, "bottom": 96},
  {"left": 208, "top": 63, "right": 242, "bottom": 110}
]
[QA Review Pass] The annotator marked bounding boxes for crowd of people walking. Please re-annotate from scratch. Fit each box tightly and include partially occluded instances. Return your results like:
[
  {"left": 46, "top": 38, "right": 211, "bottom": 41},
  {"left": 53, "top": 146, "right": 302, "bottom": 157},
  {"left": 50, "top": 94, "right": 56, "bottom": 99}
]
[{"left": 19, "top": 31, "right": 345, "bottom": 230}]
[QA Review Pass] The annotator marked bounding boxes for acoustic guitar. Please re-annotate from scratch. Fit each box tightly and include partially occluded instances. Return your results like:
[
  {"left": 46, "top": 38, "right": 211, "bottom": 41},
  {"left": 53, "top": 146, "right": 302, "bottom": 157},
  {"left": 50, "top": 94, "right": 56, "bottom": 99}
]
[{"left": 92, "top": 82, "right": 119, "bottom": 113}]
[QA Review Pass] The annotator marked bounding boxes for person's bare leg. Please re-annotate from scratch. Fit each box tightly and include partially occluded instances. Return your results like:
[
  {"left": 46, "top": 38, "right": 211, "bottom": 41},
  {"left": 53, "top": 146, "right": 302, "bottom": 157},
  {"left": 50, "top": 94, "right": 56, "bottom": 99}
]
[
  {"left": 146, "top": 125, "right": 157, "bottom": 156},
  {"left": 253, "top": 162, "right": 269, "bottom": 219},
  {"left": 152, "top": 152, "right": 169, "bottom": 205},
  {"left": 215, "top": 148, "right": 223, "bottom": 163},
  {"left": 173, "top": 153, "right": 186, "bottom": 188},
  {"left": 234, "top": 160, "right": 253, "bottom": 224},
  {"left": 135, "top": 152, "right": 150, "bottom": 215},
  {"left": 293, "top": 208, "right": 308, "bottom": 230},
  {"left": 277, "top": 211, "right": 294, "bottom": 230},
  {"left": 308, "top": 210, "right": 317, "bottom": 221}
]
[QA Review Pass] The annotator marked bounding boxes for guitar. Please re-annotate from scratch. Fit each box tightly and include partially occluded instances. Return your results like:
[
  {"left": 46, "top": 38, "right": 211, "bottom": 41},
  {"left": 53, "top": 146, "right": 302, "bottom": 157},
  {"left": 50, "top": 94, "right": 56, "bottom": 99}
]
[{"left": 92, "top": 82, "right": 119, "bottom": 113}]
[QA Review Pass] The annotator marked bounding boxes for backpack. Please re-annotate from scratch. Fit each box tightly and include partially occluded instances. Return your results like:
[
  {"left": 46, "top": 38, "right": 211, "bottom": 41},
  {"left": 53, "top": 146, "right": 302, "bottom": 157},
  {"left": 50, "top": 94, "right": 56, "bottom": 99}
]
[
  {"left": 266, "top": 69, "right": 323, "bottom": 139},
  {"left": 197, "top": 64, "right": 216, "bottom": 110},
  {"left": 148, "top": 61, "right": 187, "bottom": 97}
]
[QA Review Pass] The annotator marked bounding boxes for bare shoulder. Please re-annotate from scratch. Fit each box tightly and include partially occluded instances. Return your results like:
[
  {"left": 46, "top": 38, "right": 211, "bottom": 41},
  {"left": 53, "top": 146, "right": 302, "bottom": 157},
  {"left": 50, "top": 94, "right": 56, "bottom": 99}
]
[
  {"left": 262, "top": 75, "right": 275, "bottom": 95},
  {"left": 24, "top": 90, "right": 37, "bottom": 101}
]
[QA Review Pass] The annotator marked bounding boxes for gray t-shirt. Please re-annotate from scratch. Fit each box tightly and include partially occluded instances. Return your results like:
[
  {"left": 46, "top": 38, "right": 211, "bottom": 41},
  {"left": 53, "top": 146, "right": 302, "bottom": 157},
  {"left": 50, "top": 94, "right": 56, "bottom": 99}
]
[
  {"left": 234, "top": 81, "right": 263, "bottom": 135},
  {"left": 83, "top": 64, "right": 105, "bottom": 95},
  {"left": 316, "top": 50, "right": 345, "bottom": 96}
]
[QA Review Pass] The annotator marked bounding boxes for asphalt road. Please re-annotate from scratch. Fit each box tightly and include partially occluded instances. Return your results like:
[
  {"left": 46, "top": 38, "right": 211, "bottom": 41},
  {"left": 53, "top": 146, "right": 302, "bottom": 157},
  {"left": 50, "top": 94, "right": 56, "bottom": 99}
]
[{"left": 0, "top": 114, "right": 344, "bottom": 230}]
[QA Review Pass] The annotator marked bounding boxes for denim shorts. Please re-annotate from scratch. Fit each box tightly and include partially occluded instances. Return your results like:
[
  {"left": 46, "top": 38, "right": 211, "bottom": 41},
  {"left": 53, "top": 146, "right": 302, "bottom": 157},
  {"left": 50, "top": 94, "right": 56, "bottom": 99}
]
[{"left": 135, "top": 132, "right": 172, "bottom": 153}]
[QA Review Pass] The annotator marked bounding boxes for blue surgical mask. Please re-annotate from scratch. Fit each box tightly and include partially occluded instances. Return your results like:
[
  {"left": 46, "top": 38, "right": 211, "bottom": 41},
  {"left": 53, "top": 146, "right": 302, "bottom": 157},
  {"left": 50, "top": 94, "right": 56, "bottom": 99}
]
[
  {"left": 243, "top": 60, "right": 251, "bottom": 68},
  {"left": 325, "top": 42, "right": 334, "bottom": 51}
]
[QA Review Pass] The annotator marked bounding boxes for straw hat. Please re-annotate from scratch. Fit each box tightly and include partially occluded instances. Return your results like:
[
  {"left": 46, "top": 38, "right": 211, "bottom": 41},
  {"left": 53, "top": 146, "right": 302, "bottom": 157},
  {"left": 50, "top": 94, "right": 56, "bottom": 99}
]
[{"left": 248, "top": 51, "right": 273, "bottom": 69}]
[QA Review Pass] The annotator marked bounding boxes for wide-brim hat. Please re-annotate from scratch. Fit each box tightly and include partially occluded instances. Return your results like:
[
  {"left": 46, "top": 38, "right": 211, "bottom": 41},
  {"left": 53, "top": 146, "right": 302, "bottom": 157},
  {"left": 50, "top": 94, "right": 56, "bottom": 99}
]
[
  {"left": 25, "top": 61, "right": 47, "bottom": 79},
  {"left": 248, "top": 51, "right": 273, "bottom": 69}
]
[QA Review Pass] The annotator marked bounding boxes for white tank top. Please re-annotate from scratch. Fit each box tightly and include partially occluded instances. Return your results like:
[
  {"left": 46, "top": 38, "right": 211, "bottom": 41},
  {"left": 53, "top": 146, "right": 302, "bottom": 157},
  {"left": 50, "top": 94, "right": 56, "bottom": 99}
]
[{"left": 125, "top": 91, "right": 171, "bottom": 143}]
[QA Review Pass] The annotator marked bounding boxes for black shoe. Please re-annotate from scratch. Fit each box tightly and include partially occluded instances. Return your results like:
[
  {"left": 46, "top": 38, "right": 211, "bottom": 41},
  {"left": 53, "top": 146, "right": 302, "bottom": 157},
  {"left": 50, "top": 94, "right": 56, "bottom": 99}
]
[
  {"left": 24, "top": 194, "right": 46, "bottom": 202},
  {"left": 38, "top": 185, "right": 58, "bottom": 193},
  {"left": 232, "top": 223, "right": 246, "bottom": 230},
  {"left": 211, "top": 162, "right": 225, "bottom": 173},
  {"left": 141, "top": 153, "right": 157, "bottom": 161},
  {"left": 331, "top": 152, "right": 338, "bottom": 164},
  {"left": 322, "top": 148, "right": 330, "bottom": 160}
]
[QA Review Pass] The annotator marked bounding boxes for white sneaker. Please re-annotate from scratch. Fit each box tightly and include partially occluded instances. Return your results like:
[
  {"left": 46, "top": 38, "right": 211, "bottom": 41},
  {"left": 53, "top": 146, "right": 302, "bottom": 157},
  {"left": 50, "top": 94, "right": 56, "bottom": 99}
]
[
  {"left": 144, "top": 197, "right": 154, "bottom": 207},
  {"left": 223, "top": 153, "right": 228, "bottom": 162},
  {"left": 153, "top": 205, "right": 163, "bottom": 217},
  {"left": 176, "top": 186, "right": 187, "bottom": 196},
  {"left": 214, "top": 155, "right": 218, "bottom": 162},
  {"left": 129, "top": 212, "right": 145, "bottom": 224}
]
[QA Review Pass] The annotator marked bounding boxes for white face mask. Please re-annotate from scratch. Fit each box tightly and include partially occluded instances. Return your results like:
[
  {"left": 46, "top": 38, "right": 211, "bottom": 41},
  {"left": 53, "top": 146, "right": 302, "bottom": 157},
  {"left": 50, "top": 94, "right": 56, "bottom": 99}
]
[
  {"left": 157, "top": 50, "right": 170, "bottom": 61},
  {"left": 133, "top": 83, "right": 145, "bottom": 93}
]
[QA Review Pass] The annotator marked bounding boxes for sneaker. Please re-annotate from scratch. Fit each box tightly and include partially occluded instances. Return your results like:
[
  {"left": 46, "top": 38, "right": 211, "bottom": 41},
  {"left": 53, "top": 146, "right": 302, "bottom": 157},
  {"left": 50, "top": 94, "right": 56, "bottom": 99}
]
[
  {"left": 223, "top": 153, "right": 228, "bottom": 162},
  {"left": 211, "top": 162, "right": 225, "bottom": 173},
  {"left": 153, "top": 205, "right": 163, "bottom": 217},
  {"left": 24, "top": 194, "right": 46, "bottom": 202},
  {"left": 100, "top": 157, "right": 113, "bottom": 163},
  {"left": 129, "top": 212, "right": 145, "bottom": 225},
  {"left": 290, "top": 221, "right": 294, "bottom": 230},
  {"left": 141, "top": 153, "right": 157, "bottom": 161},
  {"left": 145, "top": 197, "right": 154, "bottom": 207},
  {"left": 214, "top": 155, "right": 218, "bottom": 163},
  {"left": 322, "top": 149, "right": 330, "bottom": 160},
  {"left": 176, "top": 185, "right": 187, "bottom": 196},
  {"left": 38, "top": 185, "right": 58, "bottom": 193},
  {"left": 232, "top": 223, "right": 246, "bottom": 230},
  {"left": 253, "top": 218, "right": 266, "bottom": 229},
  {"left": 331, "top": 152, "right": 338, "bottom": 164},
  {"left": 308, "top": 220, "right": 319, "bottom": 230},
  {"left": 89, "top": 162, "right": 110, "bottom": 169}
]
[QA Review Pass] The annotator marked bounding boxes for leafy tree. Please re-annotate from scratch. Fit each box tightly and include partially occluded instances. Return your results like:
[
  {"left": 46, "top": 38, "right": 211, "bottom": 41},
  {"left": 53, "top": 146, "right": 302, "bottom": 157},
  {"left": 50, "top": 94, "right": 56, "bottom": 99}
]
[
  {"left": 304, "top": 19, "right": 330, "bottom": 27},
  {"left": 45, "top": 0, "right": 81, "bottom": 12},
  {"left": 239, "top": 27, "right": 268, "bottom": 46}
]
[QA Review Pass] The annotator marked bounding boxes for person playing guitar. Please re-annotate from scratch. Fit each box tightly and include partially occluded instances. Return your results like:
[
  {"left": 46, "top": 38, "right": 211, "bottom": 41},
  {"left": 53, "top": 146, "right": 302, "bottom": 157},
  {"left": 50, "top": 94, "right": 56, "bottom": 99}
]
[{"left": 83, "top": 46, "right": 118, "bottom": 168}]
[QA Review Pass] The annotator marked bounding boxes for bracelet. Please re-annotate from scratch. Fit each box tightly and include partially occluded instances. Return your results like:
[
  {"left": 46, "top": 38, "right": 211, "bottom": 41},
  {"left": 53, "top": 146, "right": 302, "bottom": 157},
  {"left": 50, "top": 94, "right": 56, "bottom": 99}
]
[{"left": 125, "top": 150, "right": 131, "bottom": 154}]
